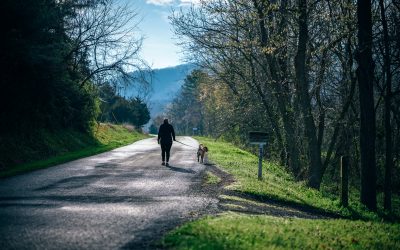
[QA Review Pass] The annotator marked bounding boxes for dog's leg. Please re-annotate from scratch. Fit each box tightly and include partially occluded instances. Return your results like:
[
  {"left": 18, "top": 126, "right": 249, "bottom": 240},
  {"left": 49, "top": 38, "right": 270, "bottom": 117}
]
[{"left": 204, "top": 153, "right": 208, "bottom": 164}]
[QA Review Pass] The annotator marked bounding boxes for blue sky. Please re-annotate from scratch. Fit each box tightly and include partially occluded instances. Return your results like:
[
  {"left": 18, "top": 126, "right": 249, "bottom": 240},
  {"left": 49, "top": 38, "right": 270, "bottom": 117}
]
[{"left": 128, "top": 0, "right": 200, "bottom": 69}]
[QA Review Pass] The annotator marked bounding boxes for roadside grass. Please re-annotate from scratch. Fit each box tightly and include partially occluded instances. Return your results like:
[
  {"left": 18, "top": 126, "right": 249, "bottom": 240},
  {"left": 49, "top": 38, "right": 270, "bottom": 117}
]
[
  {"left": 0, "top": 123, "right": 148, "bottom": 178},
  {"left": 163, "top": 213, "right": 400, "bottom": 250},
  {"left": 193, "top": 137, "right": 399, "bottom": 220},
  {"left": 161, "top": 137, "right": 400, "bottom": 249},
  {"left": 204, "top": 171, "right": 221, "bottom": 185}
]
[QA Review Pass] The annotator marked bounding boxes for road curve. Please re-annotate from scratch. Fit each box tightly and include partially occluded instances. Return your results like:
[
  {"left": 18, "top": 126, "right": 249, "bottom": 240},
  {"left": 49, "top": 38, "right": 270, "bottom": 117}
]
[{"left": 0, "top": 136, "right": 217, "bottom": 249}]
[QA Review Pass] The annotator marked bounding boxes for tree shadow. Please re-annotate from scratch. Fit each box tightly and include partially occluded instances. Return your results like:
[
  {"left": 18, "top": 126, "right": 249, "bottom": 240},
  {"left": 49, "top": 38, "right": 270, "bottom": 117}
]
[
  {"left": 34, "top": 174, "right": 109, "bottom": 191},
  {"left": 0, "top": 194, "right": 158, "bottom": 204},
  {"left": 166, "top": 165, "right": 196, "bottom": 174},
  {"left": 33, "top": 161, "right": 147, "bottom": 192},
  {"left": 223, "top": 189, "right": 343, "bottom": 219},
  {"left": 0, "top": 202, "right": 57, "bottom": 208}
]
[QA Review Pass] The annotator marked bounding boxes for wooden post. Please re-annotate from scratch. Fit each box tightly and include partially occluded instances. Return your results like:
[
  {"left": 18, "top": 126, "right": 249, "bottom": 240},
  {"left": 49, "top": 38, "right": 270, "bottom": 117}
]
[
  {"left": 340, "top": 156, "right": 349, "bottom": 207},
  {"left": 258, "top": 144, "right": 263, "bottom": 180}
]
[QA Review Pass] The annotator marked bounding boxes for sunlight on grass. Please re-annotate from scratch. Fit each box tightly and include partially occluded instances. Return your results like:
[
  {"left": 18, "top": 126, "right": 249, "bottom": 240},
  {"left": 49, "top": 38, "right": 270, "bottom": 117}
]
[{"left": 163, "top": 213, "right": 400, "bottom": 250}]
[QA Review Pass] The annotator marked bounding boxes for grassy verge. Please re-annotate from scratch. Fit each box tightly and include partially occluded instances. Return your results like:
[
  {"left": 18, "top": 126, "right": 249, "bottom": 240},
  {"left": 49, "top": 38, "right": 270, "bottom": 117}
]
[
  {"left": 162, "top": 137, "right": 400, "bottom": 249},
  {"left": 193, "top": 137, "right": 399, "bottom": 220},
  {"left": 0, "top": 123, "right": 148, "bottom": 178},
  {"left": 163, "top": 213, "right": 400, "bottom": 250}
]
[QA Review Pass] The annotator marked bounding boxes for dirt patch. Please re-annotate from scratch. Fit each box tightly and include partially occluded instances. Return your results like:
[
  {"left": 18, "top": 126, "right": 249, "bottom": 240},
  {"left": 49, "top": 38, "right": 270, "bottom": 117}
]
[{"left": 200, "top": 163, "right": 235, "bottom": 195}]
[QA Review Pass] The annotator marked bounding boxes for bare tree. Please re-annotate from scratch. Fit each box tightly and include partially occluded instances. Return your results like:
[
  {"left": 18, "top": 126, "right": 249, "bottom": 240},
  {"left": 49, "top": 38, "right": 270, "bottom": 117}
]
[
  {"left": 293, "top": 0, "right": 323, "bottom": 188},
  {"left": 171, "top": 0, "right": 398, "bottom": 199},
  {"left": 64, "top": 0, "right": 148, "bottom": 87}
]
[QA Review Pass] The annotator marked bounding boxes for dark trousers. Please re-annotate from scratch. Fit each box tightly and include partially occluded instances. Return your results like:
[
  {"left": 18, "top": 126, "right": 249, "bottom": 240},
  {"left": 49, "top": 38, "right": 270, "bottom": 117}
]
[{"left": 161, "top": 143, "right": 172, "bottom": 162}]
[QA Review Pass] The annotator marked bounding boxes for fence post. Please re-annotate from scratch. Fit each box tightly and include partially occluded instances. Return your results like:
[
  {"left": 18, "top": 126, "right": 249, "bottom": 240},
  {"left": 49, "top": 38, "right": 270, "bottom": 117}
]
[
  {"left": 258, "top": 144, "right": 263, "bottom": 180},
  {"left": 340, "top": 156, "right": 349, "bottom": 207}
]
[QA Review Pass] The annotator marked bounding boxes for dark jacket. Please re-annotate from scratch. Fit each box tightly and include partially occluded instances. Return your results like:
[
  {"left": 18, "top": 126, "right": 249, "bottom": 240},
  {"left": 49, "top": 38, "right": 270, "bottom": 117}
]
[{"left": 158, "top": 123, "right": 175, "bottom": 144}]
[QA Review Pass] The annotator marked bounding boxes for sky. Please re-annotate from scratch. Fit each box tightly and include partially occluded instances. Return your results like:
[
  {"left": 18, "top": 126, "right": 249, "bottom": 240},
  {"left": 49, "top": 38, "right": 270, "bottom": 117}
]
[{"left": 127, "top": 0, "right": 200, "bottom": 69}]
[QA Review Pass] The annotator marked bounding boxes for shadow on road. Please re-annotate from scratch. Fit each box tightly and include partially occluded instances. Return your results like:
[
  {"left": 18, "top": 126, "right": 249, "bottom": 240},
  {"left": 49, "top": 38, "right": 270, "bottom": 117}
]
[{"left": 166, "top": 165, "right": 196, "bottom": 174}]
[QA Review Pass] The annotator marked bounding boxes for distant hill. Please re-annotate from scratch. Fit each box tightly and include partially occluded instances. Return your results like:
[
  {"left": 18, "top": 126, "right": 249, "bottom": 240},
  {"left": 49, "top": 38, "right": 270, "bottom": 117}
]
[{"left": 118, "top": 64, "right": 196, "bottom": 118}]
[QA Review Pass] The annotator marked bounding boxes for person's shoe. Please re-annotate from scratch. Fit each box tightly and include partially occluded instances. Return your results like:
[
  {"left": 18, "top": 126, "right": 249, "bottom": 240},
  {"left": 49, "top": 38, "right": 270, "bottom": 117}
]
[
  {"left": 166, "top": 162, "right": 169, "bottom": 167},
  {"left": 162, "top": 162, "right": 165, "bottom": 166}
]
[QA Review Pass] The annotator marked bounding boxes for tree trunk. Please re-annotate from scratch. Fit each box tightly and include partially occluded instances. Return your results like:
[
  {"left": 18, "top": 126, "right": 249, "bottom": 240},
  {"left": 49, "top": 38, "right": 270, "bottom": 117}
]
[
  {"left": 379, "top": 0, "right": 392, "bottom": 211},
  {"left": 252, "top": 0, "right": 301, "bottom": 178},
  {"left": 274, "top": 95, "right": 301, "bottom": 178},
  {"left": 357, "top": 0, "right": 377, "bottom": 210},
  {"left": 294, "top": 0, "right": 323, "bottom": 189},
  {"left": 322, "top": 36, "right": 357, "bottom": 177}
]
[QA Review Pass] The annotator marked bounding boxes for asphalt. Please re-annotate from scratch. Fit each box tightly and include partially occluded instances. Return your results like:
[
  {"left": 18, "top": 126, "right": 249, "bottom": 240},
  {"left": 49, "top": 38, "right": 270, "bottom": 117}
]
[{"left": 0, "top": 136, "right": 217, "bottom": 250}]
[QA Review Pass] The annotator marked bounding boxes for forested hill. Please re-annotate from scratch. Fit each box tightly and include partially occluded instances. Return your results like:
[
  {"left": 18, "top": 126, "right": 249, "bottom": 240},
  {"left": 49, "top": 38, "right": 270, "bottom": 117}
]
[{"left": 119, "top": 64, "right": 196, "bottom": 117}]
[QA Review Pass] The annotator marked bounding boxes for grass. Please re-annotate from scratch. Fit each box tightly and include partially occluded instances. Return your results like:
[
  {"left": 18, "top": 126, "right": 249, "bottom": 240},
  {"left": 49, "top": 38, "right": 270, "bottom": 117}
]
[
  {"left": 204, "top": 171, "right": 221, "bottom": 185},
  {"left": 0, "top": 123, "right": 148, "bottom": 178},
  {"left": 161, "top": 136, "right": 400, "bottom": 249},
  {"left": 192, "top": 137, "right": 400, "bottom": 220},
  {"left": 163, "top": 213, "right": 400, "bottom": 250}
]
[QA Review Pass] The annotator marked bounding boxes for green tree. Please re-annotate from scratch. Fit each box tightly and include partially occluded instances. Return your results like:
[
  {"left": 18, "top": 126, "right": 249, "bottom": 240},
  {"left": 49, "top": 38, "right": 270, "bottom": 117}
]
[
  {"left": 98, "top": 86, "right": 150, "bottom": 128},
  {"left": 149, "top": 124, "right": 158, "bottom": 134},
  {"left": 167, "top": 70, "right": 205, "bottom": 135},
  {"left": 0, "top": 0, "right": 97, "bottom": 132},
  {"left": 129, "top": 97, "right": 150, "bottom": 128}
]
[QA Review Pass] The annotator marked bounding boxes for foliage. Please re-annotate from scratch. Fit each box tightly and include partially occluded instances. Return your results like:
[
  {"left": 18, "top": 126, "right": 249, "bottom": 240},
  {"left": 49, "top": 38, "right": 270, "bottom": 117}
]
[
  {"left": 163, "top": 213, "right": 400, "bottom": 250},
  {"left": 0, "top": 0, "right": 147, "bottom": 167},
  {"left": 149, "top": 124, "right": 158, "bottom": 134},
  {"left": 98, "top": 83, "right": 150, "bottom": 128},
  {"left": 166, "top": 70, "right": 278, "bottom": 155},
  {"left": 166, "top": 70, "right": 205, "bottom": 135},
  {"left": 0, "top": 0, "right": 94, "bottom": 132}
]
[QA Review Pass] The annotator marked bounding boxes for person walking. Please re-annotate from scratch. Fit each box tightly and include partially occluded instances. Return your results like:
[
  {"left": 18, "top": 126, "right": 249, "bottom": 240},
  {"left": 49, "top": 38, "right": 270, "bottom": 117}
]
[{"left": 158, "top": 118, "right": 176, "bottom": 166}]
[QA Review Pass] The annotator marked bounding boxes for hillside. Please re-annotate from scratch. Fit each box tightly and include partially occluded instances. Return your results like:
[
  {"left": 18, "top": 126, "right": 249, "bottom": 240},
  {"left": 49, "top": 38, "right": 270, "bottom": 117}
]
[{"left": 0, "top": 123, "right": 149, "bottom": 178}]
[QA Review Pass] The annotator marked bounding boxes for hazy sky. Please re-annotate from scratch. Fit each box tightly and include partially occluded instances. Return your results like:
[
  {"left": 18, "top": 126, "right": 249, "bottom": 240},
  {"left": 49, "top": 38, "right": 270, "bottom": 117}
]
[{"left": 130, "top": 0, "right": 200, "bottom": 69}]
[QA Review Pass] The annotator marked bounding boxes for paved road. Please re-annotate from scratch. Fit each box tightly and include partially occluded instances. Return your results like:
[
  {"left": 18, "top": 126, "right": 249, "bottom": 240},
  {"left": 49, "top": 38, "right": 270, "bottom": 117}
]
[{"left": 0, "top": 137, "right": 217, "bottom": 249}]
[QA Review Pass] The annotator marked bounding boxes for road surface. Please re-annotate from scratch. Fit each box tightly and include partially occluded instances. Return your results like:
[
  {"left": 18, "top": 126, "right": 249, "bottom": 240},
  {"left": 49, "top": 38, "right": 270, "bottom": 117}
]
[{"left": 0, "top": 136, "right": 217, "bottom": 249}]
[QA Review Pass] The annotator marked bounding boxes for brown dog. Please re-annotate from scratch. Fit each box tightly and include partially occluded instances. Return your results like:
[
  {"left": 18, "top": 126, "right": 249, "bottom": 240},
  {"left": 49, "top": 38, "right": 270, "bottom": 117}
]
[{"left": 197, "top": 144, "right": 208, "bottom": 163}]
